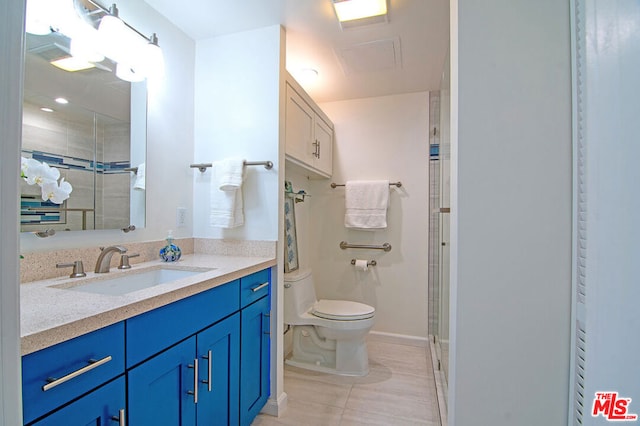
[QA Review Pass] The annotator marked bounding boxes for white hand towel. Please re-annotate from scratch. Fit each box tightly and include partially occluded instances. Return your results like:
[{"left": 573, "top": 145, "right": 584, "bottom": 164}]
[
  {"left": 209, "top": 159, "right": 245, "bottom": 228},
  {"left": 218, "top": 158, "right": 244, "bottom": 191},
  {"left": 133, "top": 163, "right": 145, "bottom": 190},
  {"left": 345, "top": 180, "right": 389, "bottom": 229}
]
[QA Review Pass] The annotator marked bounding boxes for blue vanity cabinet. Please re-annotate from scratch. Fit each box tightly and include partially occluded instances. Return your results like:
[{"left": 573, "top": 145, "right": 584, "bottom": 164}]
[
  {"left": 240, "top": 270, "right": 271, "bottom": 425},
  {"left": 127, "top": 337, "right": 197, "bottom": 424},
  {"left": 126, "top": 279, "right": 242, "bottom": 426},
  {"left": 22, "top": 322, "right": 125, "bottom": 425},
  {"left": 196, "top": 314, "right": 241, "bottom": 425},
  {"left": 127, "top": 312, "right": 240, "bottom": 425},
  {"left": 30, "top": 376, "right": 125, "bottom": 426}
]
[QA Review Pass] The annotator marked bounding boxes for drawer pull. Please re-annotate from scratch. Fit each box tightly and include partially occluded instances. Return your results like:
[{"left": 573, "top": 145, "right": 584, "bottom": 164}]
[
  {"left": 250, "top": 282, "right": 269, "bottom": 292},
  {"left": 42, "top": 355, "right": 112, "bottom": 391},
  {"left": 111, "top": 408, "right": 126, "bottom": 426}
]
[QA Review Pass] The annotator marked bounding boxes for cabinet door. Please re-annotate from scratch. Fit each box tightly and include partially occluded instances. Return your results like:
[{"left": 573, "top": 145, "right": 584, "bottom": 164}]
[
  {"left": 314, "top": 116, "right": 333, "bottom": 176},
  {"left": 285, "top": 84, "right": 315, "bottom": 166},
  {"left": 196, "top": 314, "right": 240, "bottom": 426},
  {"left": 240, "top": 296, "right": 271, "bottom": 426},
  {"left": 128, "top": 337, "right": 197, "bottom": 426},
  {"left": 31, "top": 376, "right": 125, "bottom": 426}
]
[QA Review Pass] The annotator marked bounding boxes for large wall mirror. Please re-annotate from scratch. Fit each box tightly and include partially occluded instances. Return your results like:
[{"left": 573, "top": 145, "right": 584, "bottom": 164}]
[{"left": 21, "top": 0, "right": 147, "bottom": 233}]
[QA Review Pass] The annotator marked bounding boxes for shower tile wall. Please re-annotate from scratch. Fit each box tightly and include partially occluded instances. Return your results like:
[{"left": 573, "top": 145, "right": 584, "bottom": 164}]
[{"left": 21, "top": 101, "right": 130, "bottom": 231}]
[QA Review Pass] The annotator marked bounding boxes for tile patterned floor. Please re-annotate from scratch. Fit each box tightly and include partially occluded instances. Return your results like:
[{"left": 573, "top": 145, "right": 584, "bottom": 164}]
[{"left": 253, "top": 339, "right": 441, "bottom": 425}]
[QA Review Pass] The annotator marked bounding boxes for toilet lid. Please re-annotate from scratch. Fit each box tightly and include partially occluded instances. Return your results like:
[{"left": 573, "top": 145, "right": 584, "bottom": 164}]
[{"left": 311, "top": 299, "right": 375, "bottom": 321}]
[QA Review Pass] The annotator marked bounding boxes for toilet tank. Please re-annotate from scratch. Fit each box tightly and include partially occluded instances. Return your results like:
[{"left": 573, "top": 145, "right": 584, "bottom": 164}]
[{"left": 283, "top": 268, "right": 317, "bottom": 324}]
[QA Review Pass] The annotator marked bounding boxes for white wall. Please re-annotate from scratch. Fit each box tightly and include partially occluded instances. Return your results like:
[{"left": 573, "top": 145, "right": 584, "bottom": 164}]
[
  {"left": 0, "top": 1, "right": 25, "bottom": 423},
  {"left": 573, "top": 1, "right": 640, "bottom": 423},
  {"left": 192, "top": 26, "right": 282, "bottom": 242},
  {"left": 20, "top": 0, "right": 196, "bottom": 252},
  {"left": 449, "top": 1, "right": 572, "bottom": 425},
  {"left": 289, "top": 92, "right": 430, "bottom": 340}
]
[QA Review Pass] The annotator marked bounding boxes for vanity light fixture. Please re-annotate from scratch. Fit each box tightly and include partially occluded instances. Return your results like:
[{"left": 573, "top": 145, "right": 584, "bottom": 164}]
[
  {"left": 332, "top": 0, "right": 388, "bottom": 24},
  {"left": 26, "top": 0, "right": 163, "bottom": 83}
]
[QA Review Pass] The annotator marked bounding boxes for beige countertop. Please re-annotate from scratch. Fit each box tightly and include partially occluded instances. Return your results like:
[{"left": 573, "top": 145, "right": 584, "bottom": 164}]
[{"left": 21, "top": 254, "right": 276, "bottom": 355}]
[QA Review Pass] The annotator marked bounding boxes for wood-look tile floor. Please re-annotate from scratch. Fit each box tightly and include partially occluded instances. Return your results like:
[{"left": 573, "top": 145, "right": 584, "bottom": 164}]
[{"left": 253, "top": 340, "right": 441, "bottom": 425}]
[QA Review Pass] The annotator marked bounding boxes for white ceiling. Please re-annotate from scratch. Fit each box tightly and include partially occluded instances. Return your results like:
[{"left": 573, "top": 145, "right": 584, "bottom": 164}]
[{"left": 143, "top": 0, "right": 449, "bottom": 103}]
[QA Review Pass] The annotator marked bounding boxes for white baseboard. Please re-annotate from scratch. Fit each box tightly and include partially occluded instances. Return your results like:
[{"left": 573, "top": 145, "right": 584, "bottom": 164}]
[
  {"left": 367, "top": 330, "right": 429, "bottom": 347},
  {"left": 260, "top": 391, "right": 288, "bottom": 417}
]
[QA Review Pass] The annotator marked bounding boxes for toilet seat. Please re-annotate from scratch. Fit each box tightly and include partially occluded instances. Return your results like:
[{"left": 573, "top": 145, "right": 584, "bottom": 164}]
[{"left": 311, "top": 299, "right": 375, "bottom": 321}]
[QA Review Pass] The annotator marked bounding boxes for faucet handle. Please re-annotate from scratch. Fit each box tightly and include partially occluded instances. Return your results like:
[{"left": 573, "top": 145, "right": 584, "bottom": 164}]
[
  {"left": 118, "top": 253, "right": 140, "bottom": 270},
  {"left": 56, "top": 261, "right": 86, "bottom": 278}
]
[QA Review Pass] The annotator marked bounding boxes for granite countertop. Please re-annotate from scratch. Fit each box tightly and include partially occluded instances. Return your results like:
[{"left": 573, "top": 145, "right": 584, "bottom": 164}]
[{"left": 21, "top": 254, "right": 276, "bottom": 355}]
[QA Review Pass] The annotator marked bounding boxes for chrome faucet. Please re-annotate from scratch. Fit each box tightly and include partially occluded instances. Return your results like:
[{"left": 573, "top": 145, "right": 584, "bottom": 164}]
[{"left": 95, "top": 246, "right": 127, "bottom": 273}]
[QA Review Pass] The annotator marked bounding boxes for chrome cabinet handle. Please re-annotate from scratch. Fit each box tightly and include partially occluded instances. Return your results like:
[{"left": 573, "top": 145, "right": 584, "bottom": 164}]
[
  {"left": 187, "top": 359, "right": 198, "bottom": 404},
  {"left": 250, "top": 282, "right": 269, "bottom": 292},
  {"left": 111, "top": 408, "right": 125, "bottom": 426},
  {"left": 201, "top": 350, "right": 212, "bottom": 392},
  {"left": 42, "top": 355, "right": 112, "bottom": 391}
]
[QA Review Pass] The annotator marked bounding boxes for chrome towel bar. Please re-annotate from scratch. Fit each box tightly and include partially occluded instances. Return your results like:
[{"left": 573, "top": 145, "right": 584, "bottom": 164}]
[
  {"left": 190, "top": 160, "right": 273, "bottom": 173},
  {"left": 331, "top": 181, "right": 401, "bottom": 189},
  {"left": 340, "top": 241, "right": 392, "bottom": 252}
]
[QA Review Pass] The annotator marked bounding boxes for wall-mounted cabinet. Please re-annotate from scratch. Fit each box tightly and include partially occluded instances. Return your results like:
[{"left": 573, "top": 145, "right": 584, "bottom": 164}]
[{"left": 285, "top": 74, "right": 334, "bottom": 179}]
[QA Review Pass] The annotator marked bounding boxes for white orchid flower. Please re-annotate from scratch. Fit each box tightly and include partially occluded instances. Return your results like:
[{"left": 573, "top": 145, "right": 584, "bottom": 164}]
[
  {"left": 21, "top": 157, "right": 42, "bottom": 180},
  {"left": 24, "top": 160, "right": 60, "bottom": 187},
  {"left": 40, "top": 178, "right": 72, "bottom": 204}
]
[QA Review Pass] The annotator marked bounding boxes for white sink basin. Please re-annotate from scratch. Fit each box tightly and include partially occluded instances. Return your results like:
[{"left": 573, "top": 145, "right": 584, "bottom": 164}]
[{"left": 54, "top": 266, "right": 215, "bottom": 296}]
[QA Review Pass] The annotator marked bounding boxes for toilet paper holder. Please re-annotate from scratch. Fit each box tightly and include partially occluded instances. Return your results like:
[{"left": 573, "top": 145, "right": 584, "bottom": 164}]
[{"left": 351, "top": 259, "right": 377, "bottom": 267}]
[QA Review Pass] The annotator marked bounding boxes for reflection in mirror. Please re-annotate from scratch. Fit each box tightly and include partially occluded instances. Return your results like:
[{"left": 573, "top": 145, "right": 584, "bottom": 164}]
[{"left": 21, "top": 13, "right": 147, "bottom": 233}]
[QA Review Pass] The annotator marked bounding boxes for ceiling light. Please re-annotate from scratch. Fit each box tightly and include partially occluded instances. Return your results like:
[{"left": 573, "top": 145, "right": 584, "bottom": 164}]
[
  {"left": 296, "top": 68, "right": 319, "bottom": 86},
  {"left": 50, "top": 56, "right": 96, "bottom": 72},
  {"left": 40, "top": 107, "right": 54, "bottom": 113},
  {"left": 54, "top": 97, "right": 69, "bottom": 104},
  {"left": 332, "top": 0, "right": 387, "bottom": 23}
]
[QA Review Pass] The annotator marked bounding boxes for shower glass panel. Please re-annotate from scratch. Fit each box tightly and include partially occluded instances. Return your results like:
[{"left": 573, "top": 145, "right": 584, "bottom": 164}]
[{"left": 428, "top": 50, "right": 450, "bottom": 403}]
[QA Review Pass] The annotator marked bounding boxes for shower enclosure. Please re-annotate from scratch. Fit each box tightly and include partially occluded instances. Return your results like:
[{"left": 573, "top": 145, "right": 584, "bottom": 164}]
[{"left": 428, "top": 51, "right": 450, "bottom": 412}]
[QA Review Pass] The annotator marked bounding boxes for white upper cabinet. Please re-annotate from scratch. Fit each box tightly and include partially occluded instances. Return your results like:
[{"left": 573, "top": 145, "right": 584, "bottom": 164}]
[{"left": 284, "top": 75, "right": 334, "bottom": 178}]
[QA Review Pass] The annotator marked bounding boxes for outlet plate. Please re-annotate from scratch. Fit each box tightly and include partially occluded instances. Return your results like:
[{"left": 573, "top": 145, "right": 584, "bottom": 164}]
[{"left": 176, "top": 207, "right": 187, "bottom": 227}]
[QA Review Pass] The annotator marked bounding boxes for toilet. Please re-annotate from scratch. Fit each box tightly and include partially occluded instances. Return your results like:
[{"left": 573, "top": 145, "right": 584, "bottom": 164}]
[{"left": 283, "top": 268, "right": 375, "bottom": 376}]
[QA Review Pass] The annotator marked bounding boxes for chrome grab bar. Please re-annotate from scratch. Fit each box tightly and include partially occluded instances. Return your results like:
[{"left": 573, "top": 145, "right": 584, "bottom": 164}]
[
  {"left": 190, "top": 160, "right": 273, "bottom": 173},
  {"left": 331, "top": 181, "right": 401, "bottom": 189},
  {"left": 339, "top": 241, "right": 392, "bottom": 252},
  {"left": 43, "top": 355, "right": 112, "bottom": 391}
]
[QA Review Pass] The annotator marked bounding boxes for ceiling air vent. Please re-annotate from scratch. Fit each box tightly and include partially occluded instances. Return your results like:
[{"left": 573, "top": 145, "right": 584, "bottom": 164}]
[{"left": 335, "top": 37, "right": 402, "bottom": 76}]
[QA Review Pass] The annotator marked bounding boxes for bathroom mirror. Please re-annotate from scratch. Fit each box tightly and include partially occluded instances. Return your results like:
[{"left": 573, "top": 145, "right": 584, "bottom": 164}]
[{"left": 20, "top": 29, "right": 147, "bottom": 233}]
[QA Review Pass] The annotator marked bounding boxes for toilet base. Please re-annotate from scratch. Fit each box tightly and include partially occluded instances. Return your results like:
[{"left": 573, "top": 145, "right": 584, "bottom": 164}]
[{"left": 286, "top": 325, "right": 370, "bottom": 377}]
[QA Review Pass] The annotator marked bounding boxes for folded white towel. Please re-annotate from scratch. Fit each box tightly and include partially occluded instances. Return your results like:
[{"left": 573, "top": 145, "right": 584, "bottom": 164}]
[
  {"left": 133, "top": 163, "right": 145, "bottom": 190},
  {"left": 218, "top": 158, "right": 244, "bottom": 191},
  {"left": 345, "top": 180, "right": 389, "bottom": 229},
  {"left": 210, "top": 159, "right": 245, "bottom": 228}
]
